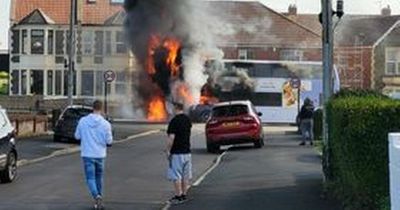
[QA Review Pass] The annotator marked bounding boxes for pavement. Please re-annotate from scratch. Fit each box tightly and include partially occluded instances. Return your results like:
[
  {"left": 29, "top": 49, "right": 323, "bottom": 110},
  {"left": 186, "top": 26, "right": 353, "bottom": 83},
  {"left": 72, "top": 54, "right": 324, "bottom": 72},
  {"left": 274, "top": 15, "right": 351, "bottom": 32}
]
[{"left": 170, "top": 126, "right": 341, "bottom": 210}]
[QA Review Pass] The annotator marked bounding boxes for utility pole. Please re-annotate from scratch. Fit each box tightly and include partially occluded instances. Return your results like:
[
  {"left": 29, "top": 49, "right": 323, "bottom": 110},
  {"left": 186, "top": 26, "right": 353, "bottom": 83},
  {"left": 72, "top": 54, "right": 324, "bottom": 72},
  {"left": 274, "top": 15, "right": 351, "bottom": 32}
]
[
  {"left": 67, "top": 0, "right": 77, "bottom": 106},
  {"left": 321, "top": 0, "right": 333, "bottom": 144},
  {"left": 321, "top": 0, "right": 343, "bottom": 181}
]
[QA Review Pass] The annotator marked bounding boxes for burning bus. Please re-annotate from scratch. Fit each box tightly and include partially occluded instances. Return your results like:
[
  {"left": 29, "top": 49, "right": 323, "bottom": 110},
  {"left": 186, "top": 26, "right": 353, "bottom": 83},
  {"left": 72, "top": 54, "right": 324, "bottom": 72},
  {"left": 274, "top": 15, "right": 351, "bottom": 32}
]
[{"left": 192, "top": 59, "right": 341, "bottom": 123}]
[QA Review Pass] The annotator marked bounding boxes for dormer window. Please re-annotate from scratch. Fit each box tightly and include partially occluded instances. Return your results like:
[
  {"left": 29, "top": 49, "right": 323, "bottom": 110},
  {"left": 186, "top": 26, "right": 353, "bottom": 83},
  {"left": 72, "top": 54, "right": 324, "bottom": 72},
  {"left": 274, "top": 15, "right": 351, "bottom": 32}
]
[{"left": 110, "top": 0, "right": 124, "bottom": 4}]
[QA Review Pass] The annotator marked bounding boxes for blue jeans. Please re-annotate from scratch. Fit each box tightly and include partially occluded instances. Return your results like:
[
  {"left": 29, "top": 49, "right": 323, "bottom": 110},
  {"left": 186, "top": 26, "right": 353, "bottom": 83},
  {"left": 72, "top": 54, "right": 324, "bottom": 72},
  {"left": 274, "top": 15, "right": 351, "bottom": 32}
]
[{"left": 82, "top": 157, "right": 105, "bottom": 199}]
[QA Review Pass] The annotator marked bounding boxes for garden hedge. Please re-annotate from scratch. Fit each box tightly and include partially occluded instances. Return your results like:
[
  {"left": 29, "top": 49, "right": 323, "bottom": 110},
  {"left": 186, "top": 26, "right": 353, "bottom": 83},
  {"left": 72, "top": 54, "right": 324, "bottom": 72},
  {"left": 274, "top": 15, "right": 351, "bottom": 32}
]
[{"left": 325, "top": 90, "right": 399, "bottom": 210}]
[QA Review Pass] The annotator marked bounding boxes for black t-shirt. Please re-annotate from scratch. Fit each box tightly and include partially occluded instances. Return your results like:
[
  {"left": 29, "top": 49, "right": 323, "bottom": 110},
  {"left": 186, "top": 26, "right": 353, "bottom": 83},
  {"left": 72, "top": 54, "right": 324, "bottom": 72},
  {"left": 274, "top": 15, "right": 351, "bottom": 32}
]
[{"left": 167, "top": 114, "right": 192, "bottom": 154}]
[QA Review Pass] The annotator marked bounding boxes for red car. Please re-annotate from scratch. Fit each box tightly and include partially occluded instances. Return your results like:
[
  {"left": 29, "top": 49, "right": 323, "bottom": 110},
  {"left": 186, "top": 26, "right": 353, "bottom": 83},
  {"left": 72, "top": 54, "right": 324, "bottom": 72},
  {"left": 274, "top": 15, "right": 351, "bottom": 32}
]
[{"left": 205, "top": 101, "right": 265, "bottom": 153}]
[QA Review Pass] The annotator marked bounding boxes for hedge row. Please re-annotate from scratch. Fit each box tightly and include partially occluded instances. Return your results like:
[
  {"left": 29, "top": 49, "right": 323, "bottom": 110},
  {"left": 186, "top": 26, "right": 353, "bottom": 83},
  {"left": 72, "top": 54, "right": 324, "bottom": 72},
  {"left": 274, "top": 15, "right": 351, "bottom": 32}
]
[{"left": 325, "top": 90, "right": 398, "bottom": 210}]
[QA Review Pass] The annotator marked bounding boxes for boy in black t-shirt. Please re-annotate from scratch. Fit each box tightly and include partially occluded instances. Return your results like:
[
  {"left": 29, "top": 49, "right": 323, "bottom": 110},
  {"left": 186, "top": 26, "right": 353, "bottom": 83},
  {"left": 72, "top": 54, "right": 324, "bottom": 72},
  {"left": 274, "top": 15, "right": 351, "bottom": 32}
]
[{"left": 166, "top": 103, "right": 192, "bottom": 204}]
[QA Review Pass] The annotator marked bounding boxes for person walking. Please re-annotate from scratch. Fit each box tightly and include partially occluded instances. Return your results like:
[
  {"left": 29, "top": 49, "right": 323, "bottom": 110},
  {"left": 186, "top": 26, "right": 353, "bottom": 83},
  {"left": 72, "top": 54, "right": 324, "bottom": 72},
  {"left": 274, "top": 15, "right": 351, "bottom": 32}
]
[
  {"left": 75, "top": 100, "right": 113, "bottom": 210},
  {"left": 298, "top": 98, "right": 315, "bottom": 146},
  {"left": 166, "top": 103, "right": 193, "bottom": 205}
]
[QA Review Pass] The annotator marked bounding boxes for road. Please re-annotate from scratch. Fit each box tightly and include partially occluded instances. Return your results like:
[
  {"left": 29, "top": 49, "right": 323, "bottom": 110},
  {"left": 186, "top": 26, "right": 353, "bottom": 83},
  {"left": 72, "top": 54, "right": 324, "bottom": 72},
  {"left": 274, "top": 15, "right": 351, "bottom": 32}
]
[
  {"left": 17, "top": 122, "right": 167, "bottom": 161},
  {"left": 0, "top": 124, "right": 340, "bottom": 210},
  {"left": 171, "top": 126, "right": 340, "bottom": 210},
  {"left": 0, "top": 124, "right": 217, "bottom": 210}
]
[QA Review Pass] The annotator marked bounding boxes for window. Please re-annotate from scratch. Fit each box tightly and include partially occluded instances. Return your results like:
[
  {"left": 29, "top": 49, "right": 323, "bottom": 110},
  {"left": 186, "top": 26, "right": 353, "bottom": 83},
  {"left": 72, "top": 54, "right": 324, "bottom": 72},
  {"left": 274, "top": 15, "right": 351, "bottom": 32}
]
[
  {"left": 31, "top": 30, "right": 45, "bottom": 54},
  {"left": 95, "top": 71, "right": 104, "bottom": 96},
  {"left": 64, "top": 71, "right": 77, "bottom": 96},
  {"left": 105, "top": 31, "right": 112, "bottom": 55},
  {"left": 55, "top": 70, "right": 62, "bottom": 95},
  {"left": 81, "top": 70, "right": 94, "bottom": 96},
  {"left": 386, "top": 48, "right": 400, "bottom": 75},
  {"left": 55, "top": 31, "right": 65, "bottom": 55},
  {"left": 11, "top": 30, "right": 20, "bottom": 54},
  {"left": 30, "top": 70, "right": 44, "bottom": 95},
  {"left": 251, "top": 93, "right": 282, "bottom": 107},
  {"left": 110, "top": 0, "right": 124, "bottom": 3},
  {"left": 94, "top": 31, "right": 104, "bottom": 56},
  {"left": 238, "top": 49, "right": 248, "bottom": 60},
  {"left": 280, "top": 49, "right": 303, "bottom": 61},
  {"left": 212, "top": 105, "right": 249, "bottom": 117},
  {"left": 11, "top": 70, "right": 19, "bottom": 95},
  {"left": 82, "top": 31, "right": 93, "bottom": 55},
  {"left": 47, "top": 70, "right": 54, "bottom": 95},
  {"left": 116, "top": 31, "right": 127, "bottom": 54},
  {"left": 21, "top": 70, "right": 27, "bottom": 95},
  {"left": 22, "top": 30, "right": 28, "bottom": 54},
  {"left": 48, "top": 30, "right": 54, "bottom": 55},
  {"left": 115, "top": 71, "right": 126, "bottom": 95}
]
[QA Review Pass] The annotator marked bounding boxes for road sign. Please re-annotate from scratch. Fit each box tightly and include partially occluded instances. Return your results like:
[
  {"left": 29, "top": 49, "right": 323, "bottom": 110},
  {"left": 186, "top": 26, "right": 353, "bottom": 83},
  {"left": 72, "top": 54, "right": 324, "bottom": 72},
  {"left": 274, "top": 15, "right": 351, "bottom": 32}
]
[
  {"left": 104, "top": 70, "right": 116, "bottom": 83},
  {"left": 290, "top": 78, "right": 301, "bottom": 89}
]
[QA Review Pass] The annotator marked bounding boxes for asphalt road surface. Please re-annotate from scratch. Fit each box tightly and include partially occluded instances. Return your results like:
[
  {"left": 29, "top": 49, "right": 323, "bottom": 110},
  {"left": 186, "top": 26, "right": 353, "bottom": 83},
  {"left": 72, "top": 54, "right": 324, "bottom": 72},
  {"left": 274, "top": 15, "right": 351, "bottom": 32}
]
[
  {"left": 17, "top": 122, "right": 166, "bottom": 161},
  {"left": 171, "top": 126, "right": 341, "bottom": 210},
  {"left": 0, "top": 124, "right": 217, "bottom": 210}
]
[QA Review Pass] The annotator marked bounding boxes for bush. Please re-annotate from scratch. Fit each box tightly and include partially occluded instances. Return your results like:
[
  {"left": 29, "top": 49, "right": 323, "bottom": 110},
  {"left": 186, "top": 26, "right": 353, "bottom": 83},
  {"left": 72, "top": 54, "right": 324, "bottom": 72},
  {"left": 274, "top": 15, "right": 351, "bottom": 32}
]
[
  {"left": 325, "top": 90, "right": 399, "bottom": 210},
  {"left": 313, "top": 108, "right": 323, "bottom": 140}
]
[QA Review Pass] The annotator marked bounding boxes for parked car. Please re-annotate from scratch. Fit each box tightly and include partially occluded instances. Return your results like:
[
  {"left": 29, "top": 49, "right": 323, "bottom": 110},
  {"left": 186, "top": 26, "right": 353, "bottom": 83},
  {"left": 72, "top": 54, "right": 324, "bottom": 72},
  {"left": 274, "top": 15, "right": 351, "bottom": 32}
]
[
  {"left": 0, "top": 107, "right": 17, "bottom": 183},
  {"left": 53, "top": 105, "right": 93, "bottom": 142},
  {"left": 205, "top": 100, "right": 264, "bottom": 153}
]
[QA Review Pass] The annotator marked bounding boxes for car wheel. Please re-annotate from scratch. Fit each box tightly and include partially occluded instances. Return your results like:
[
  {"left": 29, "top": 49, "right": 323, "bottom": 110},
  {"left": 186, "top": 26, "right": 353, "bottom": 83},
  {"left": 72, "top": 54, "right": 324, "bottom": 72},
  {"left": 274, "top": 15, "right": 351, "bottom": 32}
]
[
  {"left": 254, "top": 138, "right": 264, "bottom": 148},
  {"left": 0, "top": 152, "right": 17, "bottom": 183},
  {"left": 207, "top": 142, "right": 220, "bottom": 153}
]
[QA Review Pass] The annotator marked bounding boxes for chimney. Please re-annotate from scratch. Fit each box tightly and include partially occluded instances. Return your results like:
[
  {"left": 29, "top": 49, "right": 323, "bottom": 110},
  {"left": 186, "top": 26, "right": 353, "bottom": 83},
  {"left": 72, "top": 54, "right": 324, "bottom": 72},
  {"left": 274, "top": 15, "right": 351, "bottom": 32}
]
[
  {"left": 381, "top": 5, "right": 391, "bottom": 16},
  {"left": 288, "top": 4, "right": 297, "bottom": 16}
]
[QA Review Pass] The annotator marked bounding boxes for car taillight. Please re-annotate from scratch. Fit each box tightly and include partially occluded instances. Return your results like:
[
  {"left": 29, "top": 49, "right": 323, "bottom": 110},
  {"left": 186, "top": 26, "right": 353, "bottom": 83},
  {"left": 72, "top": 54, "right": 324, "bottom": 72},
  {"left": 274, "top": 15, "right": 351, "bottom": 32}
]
[
  {"left": 243, "top": 116, "right": 256, "bottom": 123},
  {"left": 208, "top": 119, "right": 219, "bottom": 125}
]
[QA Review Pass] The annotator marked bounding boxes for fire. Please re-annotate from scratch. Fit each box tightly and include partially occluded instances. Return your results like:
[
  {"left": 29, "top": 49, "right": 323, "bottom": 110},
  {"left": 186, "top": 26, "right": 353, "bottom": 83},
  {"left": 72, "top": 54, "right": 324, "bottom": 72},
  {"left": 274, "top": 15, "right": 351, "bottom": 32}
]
[
  {"left": 146, "top": 35, "right": 181, "bottom": 77},
  {"left": 147, "top": 95, "right": 168, "bottom": 121},
  {"left": 177, "top": 83, "right": 194, "bottom": 105},
  {"left": 163, "top": 38, "right": 181, "bottom": 78},
  {"left": 145, "top": 34, "right": 194, "bottom": 121},
  {"left": 146, "top": 35, "right": 161, "bottom": 75}
]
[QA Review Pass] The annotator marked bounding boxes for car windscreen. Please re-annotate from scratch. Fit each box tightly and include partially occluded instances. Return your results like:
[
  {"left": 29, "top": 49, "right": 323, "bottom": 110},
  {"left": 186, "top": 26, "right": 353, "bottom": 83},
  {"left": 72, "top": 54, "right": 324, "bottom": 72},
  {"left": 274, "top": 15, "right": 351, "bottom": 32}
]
[{"left": 212, "top": 105, "right": 249, "bottom": 117}]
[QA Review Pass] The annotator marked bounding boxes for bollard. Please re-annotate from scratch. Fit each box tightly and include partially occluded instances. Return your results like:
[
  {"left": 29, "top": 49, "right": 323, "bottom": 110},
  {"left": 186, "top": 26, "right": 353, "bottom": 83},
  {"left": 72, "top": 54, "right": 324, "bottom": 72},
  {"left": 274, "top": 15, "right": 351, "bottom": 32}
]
[{"left": 389, "top": 133, "right": 400, "bottom": 210}]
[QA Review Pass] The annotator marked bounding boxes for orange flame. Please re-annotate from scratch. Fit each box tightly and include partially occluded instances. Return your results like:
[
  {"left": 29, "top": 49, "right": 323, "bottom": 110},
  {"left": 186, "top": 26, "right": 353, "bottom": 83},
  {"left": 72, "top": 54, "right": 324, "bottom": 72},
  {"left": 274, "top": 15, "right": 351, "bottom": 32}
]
[
  {"left": 163, "top": 38, "right": 181, "bottom": 78},
  {"left": 147, "top": 95, "right": 168, "bottom": 121},
  {"left": 177, "top": 83, "right": 194, "bottom": 105},
  {"left": 146, "top": 35, "right": 161, "bottom": 75},
  {"left": 146, "top": 35, "right": 181, "bottom": 78}
]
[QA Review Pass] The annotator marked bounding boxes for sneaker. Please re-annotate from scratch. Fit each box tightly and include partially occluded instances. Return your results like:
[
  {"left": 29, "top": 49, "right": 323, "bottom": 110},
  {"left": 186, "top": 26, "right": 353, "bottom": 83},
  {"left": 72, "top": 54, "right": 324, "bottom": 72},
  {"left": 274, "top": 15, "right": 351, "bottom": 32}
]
[
  {"left": 169, "top": 195, "right": 184, "bottom": 205},
  {"left": 94, "top": 196, "right": 104, "bottom": 210},
  {"left": 310, "top": 141, "right": 314, "bottom": 146},
  {"left": 180, "top": 195, "right": 188, "bottom": 203},
  {"left": 299, "top": 142, "right": 306, "bottom": 146}
]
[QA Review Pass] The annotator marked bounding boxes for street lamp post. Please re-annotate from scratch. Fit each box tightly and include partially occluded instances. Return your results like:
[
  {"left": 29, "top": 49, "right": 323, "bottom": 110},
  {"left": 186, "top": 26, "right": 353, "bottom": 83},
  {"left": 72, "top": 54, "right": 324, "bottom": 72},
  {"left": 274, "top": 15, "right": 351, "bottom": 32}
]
[{"left": 67, "top": 0, "right": 77, "bottom": 106}]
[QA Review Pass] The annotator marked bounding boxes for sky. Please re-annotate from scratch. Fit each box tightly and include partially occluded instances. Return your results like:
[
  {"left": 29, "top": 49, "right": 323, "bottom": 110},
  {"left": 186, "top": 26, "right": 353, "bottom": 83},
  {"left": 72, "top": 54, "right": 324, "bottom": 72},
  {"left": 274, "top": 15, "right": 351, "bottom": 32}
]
[{"left": 0, "top": 0, "right": 399, "bottom": 50}]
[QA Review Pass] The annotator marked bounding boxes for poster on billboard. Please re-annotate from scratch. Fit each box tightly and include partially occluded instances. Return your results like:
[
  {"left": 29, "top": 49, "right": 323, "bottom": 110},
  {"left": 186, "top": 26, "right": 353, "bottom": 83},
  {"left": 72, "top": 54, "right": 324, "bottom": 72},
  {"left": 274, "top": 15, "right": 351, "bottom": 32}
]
[{"left": 282, "top": 80, "right": 298, "bottom": 108}]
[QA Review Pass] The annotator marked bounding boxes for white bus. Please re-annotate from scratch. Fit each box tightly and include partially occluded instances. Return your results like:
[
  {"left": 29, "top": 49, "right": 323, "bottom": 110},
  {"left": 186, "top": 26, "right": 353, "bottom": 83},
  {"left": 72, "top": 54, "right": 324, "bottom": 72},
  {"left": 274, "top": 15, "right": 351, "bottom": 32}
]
[{"left": 218, "top": 60, "right": 340, "bottom": 123}]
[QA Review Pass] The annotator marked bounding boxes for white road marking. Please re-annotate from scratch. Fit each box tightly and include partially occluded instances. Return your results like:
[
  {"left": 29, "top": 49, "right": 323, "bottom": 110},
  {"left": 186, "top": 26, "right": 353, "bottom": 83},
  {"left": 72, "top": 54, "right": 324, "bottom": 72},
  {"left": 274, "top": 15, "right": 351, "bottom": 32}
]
[{"left": 17, "top": 130, "right": 161, "bottom": 167}]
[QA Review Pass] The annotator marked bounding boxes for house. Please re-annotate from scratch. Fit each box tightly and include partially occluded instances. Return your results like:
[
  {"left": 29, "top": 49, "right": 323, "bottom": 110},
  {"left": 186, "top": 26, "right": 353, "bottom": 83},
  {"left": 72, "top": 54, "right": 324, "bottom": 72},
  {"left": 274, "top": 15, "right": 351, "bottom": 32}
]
[
  {"left": 9, "top": 0, "right": 132, "bottom": 99},
  {"left": 284, "top": 4, "right": 400, "bottom": 91},
  {"left": 334, "top": 14, "right": 400, "bottom": 91},
  {"left": 208, "top": 1, "right": 322, "bottom": 62}
]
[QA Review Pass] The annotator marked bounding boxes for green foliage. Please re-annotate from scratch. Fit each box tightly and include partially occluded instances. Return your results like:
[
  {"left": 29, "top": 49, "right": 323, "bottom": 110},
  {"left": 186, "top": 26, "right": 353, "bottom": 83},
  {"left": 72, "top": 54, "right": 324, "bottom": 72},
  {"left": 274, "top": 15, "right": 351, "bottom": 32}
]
[
  {"left": 325, "top": 89, "right": 398, "bottom": 210},
  {"left": 313, "top": 108, "right": 323, "bottom": 140}
]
